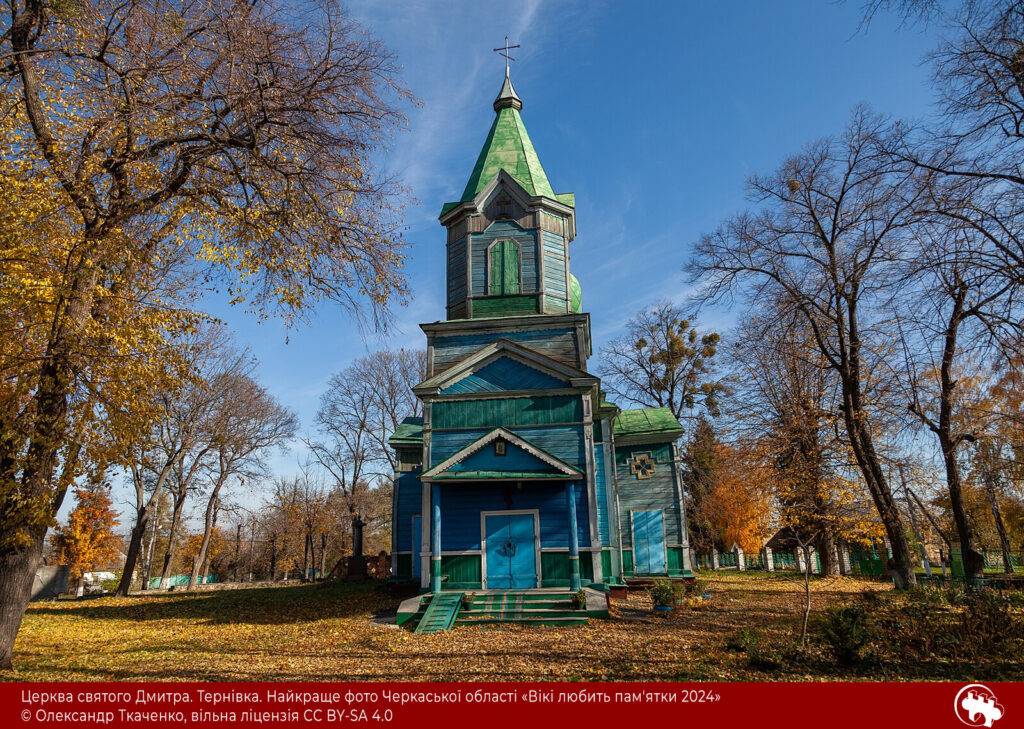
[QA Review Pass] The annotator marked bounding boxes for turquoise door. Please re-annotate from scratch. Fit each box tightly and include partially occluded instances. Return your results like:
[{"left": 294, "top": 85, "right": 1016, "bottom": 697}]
[
  {"left": 485, "top": 513, "right": 537, "bottom": 589},
  {"left": 633, "top": 510, "right": 667, "bottom": 575},
  {"left": 412, "top": 516, "right": 422, "bottom": 579}
]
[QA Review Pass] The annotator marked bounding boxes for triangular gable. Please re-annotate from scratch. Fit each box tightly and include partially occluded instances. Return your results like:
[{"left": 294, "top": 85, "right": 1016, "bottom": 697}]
[
  {"left": 415, "top": 338, "right": 597, "bottom": 396},
  {"left": 421, "top": 428, "right": 582, "bottom": 481},
  {"left": 440, "top": 355, "right": 566, "bottom": 395}
]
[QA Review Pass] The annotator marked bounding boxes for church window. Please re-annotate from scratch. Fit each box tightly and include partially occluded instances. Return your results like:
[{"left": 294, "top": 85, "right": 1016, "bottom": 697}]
[
  {"left": 494, "top": 440, "right": 507, "bottom": 457},
  {"left": 488, "top": 239, "right": 520, "bottom": 295}
]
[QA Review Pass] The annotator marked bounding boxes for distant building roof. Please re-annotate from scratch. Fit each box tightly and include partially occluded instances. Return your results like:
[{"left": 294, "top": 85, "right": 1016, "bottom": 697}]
[
  {"left": 613, "top": 407, "right": 684, "bottom": 440},
  {"left": 387, "top": 416, "right": 423, "bottom": 448}
]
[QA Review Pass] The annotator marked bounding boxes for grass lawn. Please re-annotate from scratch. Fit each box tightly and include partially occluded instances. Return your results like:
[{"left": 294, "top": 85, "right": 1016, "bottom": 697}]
[{"left": 4, "top": 571, "right": 1021, "bottom": 682}]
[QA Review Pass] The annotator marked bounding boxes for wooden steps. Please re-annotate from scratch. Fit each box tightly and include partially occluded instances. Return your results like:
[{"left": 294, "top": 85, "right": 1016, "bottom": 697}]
[
  {"left": 414, "top": 591, "right": 463, "bottom": 634},
  {"left": 454, "top": 591, "right": 587, "bottom": 627},
  {"left": 402, "top": 589, "right": 600, "bottom": 632}
]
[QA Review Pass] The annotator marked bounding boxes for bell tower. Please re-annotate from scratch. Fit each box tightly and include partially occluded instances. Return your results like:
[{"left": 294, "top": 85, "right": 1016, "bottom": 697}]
[{"left": 439, "top": 68, "right": 581, "bottom": 320}]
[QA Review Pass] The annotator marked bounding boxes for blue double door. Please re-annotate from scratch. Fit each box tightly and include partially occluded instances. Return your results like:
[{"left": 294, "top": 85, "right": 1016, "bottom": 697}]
[
  {"left": 484, "top": 513, "right": 537, "bottom": 589},
  {"left": 633, "top": 509, "right": 667, "bottom": 575}
]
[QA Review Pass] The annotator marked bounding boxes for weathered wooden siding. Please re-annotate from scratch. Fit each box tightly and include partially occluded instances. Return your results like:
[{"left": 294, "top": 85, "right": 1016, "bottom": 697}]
[
  {"left": 431, "top": 424, "right": 585, "bottom": 468},
  {"left": 395, "top": 472, "right": 422, "bottom": 553},
  {"left": 432, "top": 396, "right": 582, "bottom": 430},
  {"left": 594, "top": 443, "right": 610, "bottom": 546},
  {"left": 471, "top": 222, "right": 537, "bottom": 296},
  {"left": 440, "top": 356, "right": 566, "bottom": 394},
  {"left": 437, "top": 481, "right": 591, "bottom": 551},
  {"left": 446, "top": 237, "right": 467, "bottom": 309},
  {"left": 542, "top": 230, "right": 568, "bottom": 313},
  {"left": 431, "top": 327, "right": 580, "bottom": 373},
  {"left": 614, "top": 443, "right": 683, "bottom": 548}
]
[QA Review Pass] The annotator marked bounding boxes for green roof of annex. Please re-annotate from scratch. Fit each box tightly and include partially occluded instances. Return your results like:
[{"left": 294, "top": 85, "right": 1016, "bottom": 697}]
[
  {"left": 440, "top": 72, "right": 574, "bottom": 217},
  {"left": 613, "top": 407, "right": 685, "bottom": 438}
]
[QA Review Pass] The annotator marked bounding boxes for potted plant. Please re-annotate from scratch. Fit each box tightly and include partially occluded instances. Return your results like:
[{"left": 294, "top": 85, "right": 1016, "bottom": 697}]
[
  {"left": 570, "top": 588, "right": 587, "bottom": 611},
  {"left": 460, "top": 592, "right": 475, "bottom": 610},
  {"left": 650, "top": 579, "right": 676, "bottom": 612}
]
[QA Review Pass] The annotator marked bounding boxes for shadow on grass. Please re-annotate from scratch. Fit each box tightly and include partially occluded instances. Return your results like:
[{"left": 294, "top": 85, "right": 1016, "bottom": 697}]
[{"left": 25, "top": 580, "right": 388, "bottom": 626}]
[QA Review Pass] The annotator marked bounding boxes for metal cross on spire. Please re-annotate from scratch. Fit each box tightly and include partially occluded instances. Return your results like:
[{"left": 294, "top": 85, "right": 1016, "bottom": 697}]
[{"left": 493, "top": 36, "right": 520, "bottom": 77}]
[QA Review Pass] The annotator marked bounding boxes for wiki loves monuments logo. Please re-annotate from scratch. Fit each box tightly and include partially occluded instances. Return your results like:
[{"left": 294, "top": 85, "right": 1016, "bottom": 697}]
[{"left": 955, "top": 684, "right": 1005, "bottom": 727}]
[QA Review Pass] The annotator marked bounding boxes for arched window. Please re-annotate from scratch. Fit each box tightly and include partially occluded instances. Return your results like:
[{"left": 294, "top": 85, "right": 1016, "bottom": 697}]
[{"left": 488, "top": 239, "right": 520, "bottom": 295}]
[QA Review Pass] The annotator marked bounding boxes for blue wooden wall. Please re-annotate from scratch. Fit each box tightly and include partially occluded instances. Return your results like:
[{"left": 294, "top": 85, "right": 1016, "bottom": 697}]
[
  {"left": 448, "top": 441, "right": 558, "bottom": 474},
  {"left": 437, "top": 481, "right": 591, "bottom": 551},
  {"left": 395, "top": 472, "right": 422, "bottom": 553},
  {"left": 440, "top": 356, "right": 565, "bottom": 394},
  {"left": 614, "top": 443, "right": 683, "bottom": 547},
  {"left": 431, "top": 425, "right": 585, "bottom": 469}
]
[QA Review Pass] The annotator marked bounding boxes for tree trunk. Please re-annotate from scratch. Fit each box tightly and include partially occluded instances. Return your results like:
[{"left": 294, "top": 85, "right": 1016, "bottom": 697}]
[
  {"left": 302, "top": 531, "right": 310, "bottom": 581},
  {"left": 900, "top": 466, "right": 932, "bottom": 576},
  {"left": 983, "top": 471, "right": 1015, "bottom": 576},
  {"left": 117, "top": 460, "right": 178, "bottom": 596},
  {"left": 0, "top": 533, "right": 46, "bottom": 670},
  {"left": 159, "top": 492, "right": 188, "bottom": 589},
  {"left": 117, "top": 507, "right": 149, "bottom": 596},
  {"left": 319, "top": 533, "right": 327, "bottom": 579},
  {"left": 841, "top": 399, "right": 917, "bottom": 589},
  {"left": 816, "top": 532, "right": 839, "bottom": 576},
  {"left": 188, "top": 479, "right": 225, "bottom": 589},
  {"left": 800, "top": 545, "right": 812, "bottom": 646},
  {"left": 933, "top": 290, "right": 984, "bottom": 582},
  {"left": 939, "top": 438, "right": 985, "bottom": 580},
  {"left": 142, "top": 511, "right": 159, "bottom": 590},
  {"left": 233, "top": 524, "right": 242, "bottom": 582}
]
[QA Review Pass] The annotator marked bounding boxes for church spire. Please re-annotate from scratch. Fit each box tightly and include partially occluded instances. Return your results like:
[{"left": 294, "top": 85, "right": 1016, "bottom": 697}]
[
  {"left": 458, "top": 68, "right": 553, "bottom": 203},
  {"left": 493, "top": 70, "right": 522, "bottom": 112}
]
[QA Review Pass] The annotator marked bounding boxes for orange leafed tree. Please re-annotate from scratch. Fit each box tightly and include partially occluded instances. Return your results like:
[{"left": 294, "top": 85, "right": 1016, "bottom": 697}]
[
  {"left": 698, "top": 442, "right": 772, "bottom": 553},
  {"left": 52, "top": 487, "right": 121, "bottom": 581},
  {"left": 0, "top": 0, "right": 411, "bottom": 669}
]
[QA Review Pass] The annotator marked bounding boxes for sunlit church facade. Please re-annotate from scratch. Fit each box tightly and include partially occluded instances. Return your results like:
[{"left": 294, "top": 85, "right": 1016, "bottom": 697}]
[{"left": 388, "top": 69, "right": 692, "bottom": 593}]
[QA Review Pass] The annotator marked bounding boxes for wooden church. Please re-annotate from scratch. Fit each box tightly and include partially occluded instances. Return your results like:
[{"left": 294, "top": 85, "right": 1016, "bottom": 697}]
[{"left": 389, "top": 66, "right": 693, "bottom": 597}]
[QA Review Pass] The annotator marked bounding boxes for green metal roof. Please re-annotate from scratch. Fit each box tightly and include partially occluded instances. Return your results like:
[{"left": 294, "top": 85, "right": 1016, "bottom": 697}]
[
  {"left": 613, "top": 407, "right": 684, "bottom": 438},
  {"left": 387, "top": 416, "right": 423, "bottom": 448},
  {"left": 461, "top": 105, "right": 555, "bottom": 201}
]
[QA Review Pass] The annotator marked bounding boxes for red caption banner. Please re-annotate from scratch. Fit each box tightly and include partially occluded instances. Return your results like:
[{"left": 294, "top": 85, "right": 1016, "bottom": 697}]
[{"left": 4, "top": 681, "right": 1020, "bottom": 728}]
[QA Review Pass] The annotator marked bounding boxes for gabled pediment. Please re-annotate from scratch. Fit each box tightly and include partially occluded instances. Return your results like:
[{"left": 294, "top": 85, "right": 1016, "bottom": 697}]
[
  {"left": 439, "top": 169, "right": 576, "bottom": 240},
  {"left": 421, "top": 428, "right": 582, "bottom": 481},
  {"left": 414, "top": 338, "right": 597, "bottom": 397},
  {"left": 440, "top": 355, "right": 566, "bottom": 395}
]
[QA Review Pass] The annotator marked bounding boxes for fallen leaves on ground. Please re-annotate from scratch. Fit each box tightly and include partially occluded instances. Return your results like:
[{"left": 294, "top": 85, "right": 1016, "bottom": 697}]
[{"left": 4, "top": 572, "right": 1018, "bottom": 682}]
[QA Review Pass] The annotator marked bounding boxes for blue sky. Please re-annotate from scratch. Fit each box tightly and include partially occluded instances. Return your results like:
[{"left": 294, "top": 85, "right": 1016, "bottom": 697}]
[{"left": 102, "top": 1, "right": 946, "bottom": 520}]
